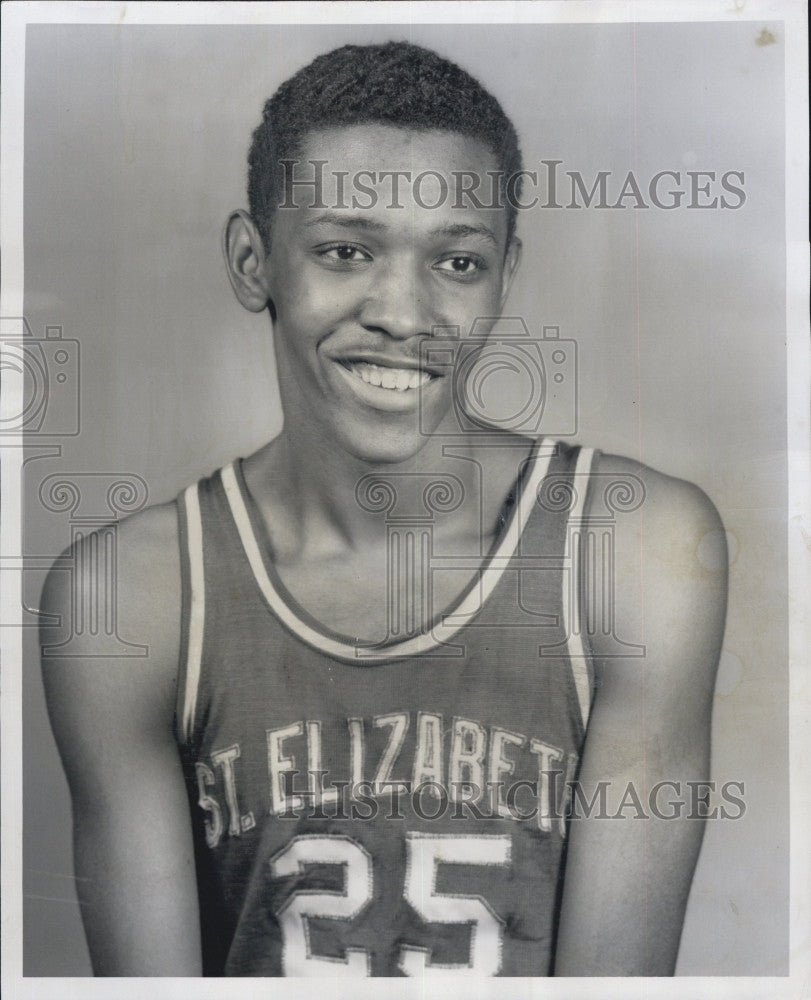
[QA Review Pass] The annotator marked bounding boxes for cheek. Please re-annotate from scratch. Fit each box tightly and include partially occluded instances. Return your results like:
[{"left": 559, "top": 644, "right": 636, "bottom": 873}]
[
  {"left": 443, "top": 281, "right": 505, "bottom": 332},
  {"left": 272, "top": 262, "right": 361, "bottom": 330}
]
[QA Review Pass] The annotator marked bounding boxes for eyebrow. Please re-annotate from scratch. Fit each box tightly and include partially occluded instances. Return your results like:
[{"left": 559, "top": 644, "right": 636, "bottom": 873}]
[
  {"left": 429, "top": 222, "right": 499, "bottom": 247},
  {"left": 304, "top": 213, "right": 499, "bottom": 247},
  {"left": 303, "top": 212, "right": 386, "bottom": 232}
]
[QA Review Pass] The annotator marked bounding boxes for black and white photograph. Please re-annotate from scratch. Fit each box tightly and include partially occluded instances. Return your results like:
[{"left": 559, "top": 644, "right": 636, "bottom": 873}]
[{"left": 1, "top": 2, "right": 807, "bottom": 997}]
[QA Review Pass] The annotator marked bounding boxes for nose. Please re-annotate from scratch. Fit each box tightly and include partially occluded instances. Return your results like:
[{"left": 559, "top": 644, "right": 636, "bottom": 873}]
[{"left": 357, "top": 262, "right": 435, "bottom": 341}]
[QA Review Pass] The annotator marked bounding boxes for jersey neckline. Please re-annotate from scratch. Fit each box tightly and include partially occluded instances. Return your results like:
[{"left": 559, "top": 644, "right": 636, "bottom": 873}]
[{"left": 221, "top": 439, "right": 558, "bottom": 663}]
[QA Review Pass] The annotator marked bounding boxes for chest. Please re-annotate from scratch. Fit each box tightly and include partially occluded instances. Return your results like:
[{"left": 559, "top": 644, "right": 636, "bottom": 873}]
[
  {"left": 194, "top": 623, "right": 586, "bottom": 837},
  {"left": 275, "top": 531, "right": 496, "bottom": 643}
]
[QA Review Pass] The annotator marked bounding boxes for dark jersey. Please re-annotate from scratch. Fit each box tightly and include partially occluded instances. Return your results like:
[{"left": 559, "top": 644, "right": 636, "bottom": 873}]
[{"left": 174, "top": 439, "right": 598, "bottom": 977}]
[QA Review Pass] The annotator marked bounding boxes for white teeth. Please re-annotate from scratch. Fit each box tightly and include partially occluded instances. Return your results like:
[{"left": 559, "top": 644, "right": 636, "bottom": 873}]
[{"left": 345, "top": 361, "right": 433, "bottom": 391}]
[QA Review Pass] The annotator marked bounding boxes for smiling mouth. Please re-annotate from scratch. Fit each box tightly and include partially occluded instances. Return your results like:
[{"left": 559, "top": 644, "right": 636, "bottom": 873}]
[{"left": 341, "top": 360, "right": 436, "bottom": 392}]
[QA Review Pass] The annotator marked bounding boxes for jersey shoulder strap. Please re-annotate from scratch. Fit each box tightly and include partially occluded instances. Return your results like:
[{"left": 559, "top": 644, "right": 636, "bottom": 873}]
[
  {"left": 520, "top": 439, "right": 601, "bottom": 728},
  {"left": 174, "top": 472, "right": 216, "bottom": 746}
]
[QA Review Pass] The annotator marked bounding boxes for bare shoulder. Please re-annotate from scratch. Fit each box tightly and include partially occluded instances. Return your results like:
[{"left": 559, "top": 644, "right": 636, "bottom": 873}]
[
  {"left": 40, "top": 500, "right": 183, "bottom": 783},
  {"left": 585, "top": 451, "right": 727, "bottom": 686},
  {"left": 41, "top": 498, "right": 182, "bottom": 666},
  {"left": 589, "top": 451, "right": 726, "bottom": 569}
]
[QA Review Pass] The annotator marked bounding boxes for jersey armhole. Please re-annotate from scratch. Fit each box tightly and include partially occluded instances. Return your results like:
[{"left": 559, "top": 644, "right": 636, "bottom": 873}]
[
  {"left": 564, "top": 446, "right": 601, "bottom": 731},
  {"left": 174, "top": 482, "right": 205, "bottom": 747}
]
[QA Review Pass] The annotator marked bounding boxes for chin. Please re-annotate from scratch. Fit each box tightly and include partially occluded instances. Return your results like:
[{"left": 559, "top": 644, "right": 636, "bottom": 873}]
[
  {"left": 347, "top": 437, "right": 431, "bottom": 467},
  {"left": 336, "top": 422, "right": 436, "bottom": 468}
]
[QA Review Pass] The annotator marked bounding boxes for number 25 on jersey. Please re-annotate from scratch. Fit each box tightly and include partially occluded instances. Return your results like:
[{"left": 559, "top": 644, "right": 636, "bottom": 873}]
[{"left": 270, "top": 832, "right": 511, "bottom": 977}]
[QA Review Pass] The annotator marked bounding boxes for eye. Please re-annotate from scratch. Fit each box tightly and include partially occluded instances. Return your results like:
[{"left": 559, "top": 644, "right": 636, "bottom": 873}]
[
  {"left": 318, "top": 244, "right": 371, "bottom": 263},
  {"left": 434, "top": 254, "right": 486, "bottom": 278}
]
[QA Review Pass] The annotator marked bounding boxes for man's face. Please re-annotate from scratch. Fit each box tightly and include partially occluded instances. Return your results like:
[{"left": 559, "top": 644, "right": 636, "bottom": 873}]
[{"left": 262, "top": 124, "right": 519, "bottom": 465}]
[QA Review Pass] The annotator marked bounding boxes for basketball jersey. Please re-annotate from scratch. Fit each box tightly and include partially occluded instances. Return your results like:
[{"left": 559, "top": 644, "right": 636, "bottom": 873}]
[{"left": 174, "top": 439, "right": 598, "bottom": 977}]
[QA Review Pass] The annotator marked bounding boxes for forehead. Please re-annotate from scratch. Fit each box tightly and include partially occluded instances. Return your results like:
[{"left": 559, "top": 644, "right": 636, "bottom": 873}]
[
  {"left": 275, "top": 124, "right": 508, "bottom": 244},
  {"left": 299, "top": 124, "right": 498, "bottom": 174}
]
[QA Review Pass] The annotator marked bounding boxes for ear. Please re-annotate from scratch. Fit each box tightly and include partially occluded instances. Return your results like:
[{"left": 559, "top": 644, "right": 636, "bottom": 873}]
[
  {"left": 222, "top": 210, "right": 273, "bottom": 313},
  {"left": 500, "top": 235, "right": 522, "bottom": 309}
]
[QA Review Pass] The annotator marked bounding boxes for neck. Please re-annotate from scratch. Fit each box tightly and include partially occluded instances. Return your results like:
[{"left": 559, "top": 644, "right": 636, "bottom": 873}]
[
  {"left": 268, "top": 420, "right": 487, "bottom": 552},
  {"left": 246, "top": 412, "right": 538, "bottom": 562}
]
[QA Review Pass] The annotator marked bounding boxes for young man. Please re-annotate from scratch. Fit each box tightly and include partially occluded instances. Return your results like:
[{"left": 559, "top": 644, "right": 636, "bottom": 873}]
[{"left": 40, "top": 42, "right": 727, "bottom": 977}]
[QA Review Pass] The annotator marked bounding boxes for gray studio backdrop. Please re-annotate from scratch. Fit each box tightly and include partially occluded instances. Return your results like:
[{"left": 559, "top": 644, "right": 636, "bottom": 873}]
[{"left": 22, "top": 22, "right": 787, "bottom": 975}]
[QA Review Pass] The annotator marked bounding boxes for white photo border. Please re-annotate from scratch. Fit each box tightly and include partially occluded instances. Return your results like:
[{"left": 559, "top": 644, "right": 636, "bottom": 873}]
[{"left": 2, "top": 2, "right": 808, "bottom": 998}]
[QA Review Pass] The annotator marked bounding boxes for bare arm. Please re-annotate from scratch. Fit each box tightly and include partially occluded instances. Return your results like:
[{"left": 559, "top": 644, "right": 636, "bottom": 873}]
[
  {"left": 40, "top": 503, "right": 202, "bottom": 975},
  {"left": 554, "top": 456, "right": 728, "bottom": 975}
]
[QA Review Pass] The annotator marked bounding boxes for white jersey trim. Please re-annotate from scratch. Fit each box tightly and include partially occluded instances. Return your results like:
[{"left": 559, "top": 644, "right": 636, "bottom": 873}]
[
  {"left": 181, "top": 483, "right": 205, "bottom": 742},
  {"left": 563, "top": 447, "right": 596, "bottom": 728},
  {"left": 221, "top": 444, "right": 558, "bottom": 664}
]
